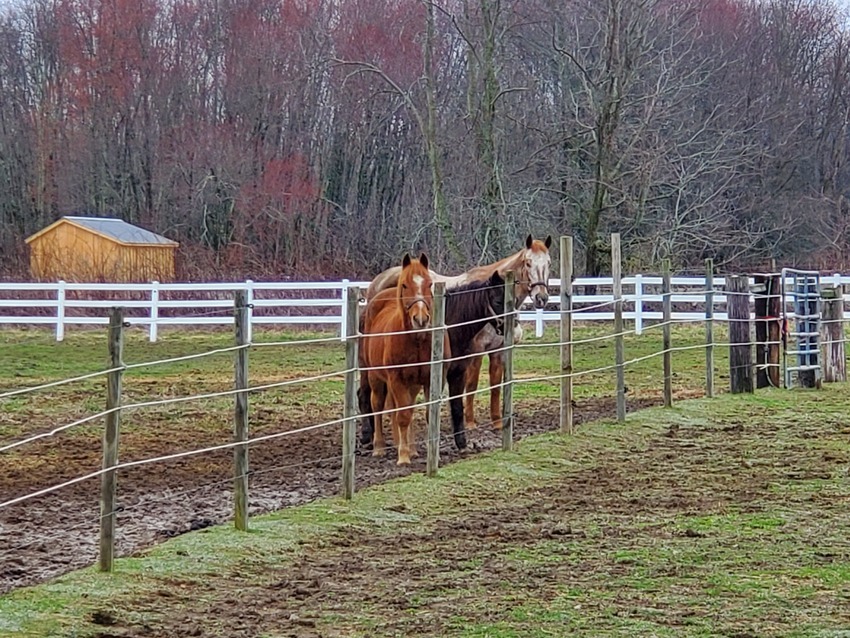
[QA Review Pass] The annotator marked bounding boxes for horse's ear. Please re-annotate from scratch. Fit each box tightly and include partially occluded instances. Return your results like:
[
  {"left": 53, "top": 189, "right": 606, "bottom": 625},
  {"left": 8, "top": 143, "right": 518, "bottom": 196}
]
[
  {"left": 402, "top": 253, "right": 412, "bottom": 268},
  {"left": 526, "top": 234, "right": 533, "bottom": 249},
  {"left": 545, "top": 235, "right": 552, "bottom": 249},
  {"left": 419, "top": 252, "right": 429, "bottom": 269}
]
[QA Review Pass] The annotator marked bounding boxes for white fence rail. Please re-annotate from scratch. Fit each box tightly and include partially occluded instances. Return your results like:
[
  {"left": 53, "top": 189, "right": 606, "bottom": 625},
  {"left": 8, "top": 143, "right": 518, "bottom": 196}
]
[{"left": 2, "top": 274, "right": 849, "bottom": 342}]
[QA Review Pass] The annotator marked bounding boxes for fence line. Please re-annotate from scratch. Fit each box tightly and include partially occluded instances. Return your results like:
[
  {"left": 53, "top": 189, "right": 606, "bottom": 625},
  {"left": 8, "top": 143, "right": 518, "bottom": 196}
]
[
  {"left": 0, "top": 324, "right": 818, "bottom": 503},
  {"left": 3, "top": 272, "right": 850, "bottom": 342},
  {"left": 0, "top": 325, "right": 804, "bottom": 513}
]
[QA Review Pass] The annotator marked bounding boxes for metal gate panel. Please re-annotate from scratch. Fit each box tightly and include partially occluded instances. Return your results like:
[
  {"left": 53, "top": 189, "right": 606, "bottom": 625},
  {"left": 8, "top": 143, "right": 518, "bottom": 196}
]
[{"left": 780, "top": 268, "right": 821, "bottom": 388}]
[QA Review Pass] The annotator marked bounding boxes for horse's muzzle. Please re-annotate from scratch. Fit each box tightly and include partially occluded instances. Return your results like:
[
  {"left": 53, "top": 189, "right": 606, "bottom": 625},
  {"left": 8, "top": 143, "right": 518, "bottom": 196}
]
[
  {"left": 411, "top": 315, "right": 431, "bottom": 330},
  {"left": 533, "top": 292, "right": 549, "bottom": 309}
]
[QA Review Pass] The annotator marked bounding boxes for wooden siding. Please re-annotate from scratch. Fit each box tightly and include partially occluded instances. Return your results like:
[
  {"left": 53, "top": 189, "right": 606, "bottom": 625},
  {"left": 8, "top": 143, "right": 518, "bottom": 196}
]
[{"left": 28, "top": 220, "right": 176, "bottom": 282}]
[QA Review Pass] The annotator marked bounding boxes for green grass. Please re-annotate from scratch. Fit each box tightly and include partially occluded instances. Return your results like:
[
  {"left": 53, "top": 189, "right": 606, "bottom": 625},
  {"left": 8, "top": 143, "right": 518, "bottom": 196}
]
[
  {"left": 3, "top": 383, "right": 850, "bottom": 636},
  {"left": 0, "top": 322, "right": 727, "bottom": 440}
]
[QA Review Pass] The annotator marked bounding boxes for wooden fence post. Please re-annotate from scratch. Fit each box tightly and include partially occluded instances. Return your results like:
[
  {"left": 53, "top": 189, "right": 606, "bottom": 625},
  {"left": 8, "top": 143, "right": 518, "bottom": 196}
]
[
  {"left": 821, "top": 286, "right": 846, "bottom": 383},
  {"left": 427, "top": 282, "right": 446, "bottom": 477},
  {"left": 727, "top": 275, "right": 754, "bottom": 393},
  {"left": 99, "top": 307, "right": 125, "bottom": 572},
  {"left": 662, "top": 259, "right": 673, "bottom": 408},
  {"left": 612, "top": 234, "right": 626, "bottom": 422},
  {"left": 501, "top": 271, "right": 516, "bottom": 451},
  {"left": 754, "top": 274, "right": 781, "bottom": 388},
  {"left": 341, "top": 285, "right": 360, "bottom": 498},
  {"left": 233, "top": 291, "right": 250, "bottom": 530},
  {"left": 705, "top": 259, "right": 715, "bottom": 398},
  {"left": 560, "top": 236, "right": 574, "bottom": 434}
]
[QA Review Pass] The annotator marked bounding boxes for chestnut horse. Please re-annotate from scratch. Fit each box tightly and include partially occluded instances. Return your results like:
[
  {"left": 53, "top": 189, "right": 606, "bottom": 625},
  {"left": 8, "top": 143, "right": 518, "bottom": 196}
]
[
  {"left": 359, "top": 271, "right": 506, "bottom": 454},
  {"left": 359, "top": 252, "right": 449, "bottom": 465},
  {"left": 365, "top": 234, "right": 552, "bottom": 430}
]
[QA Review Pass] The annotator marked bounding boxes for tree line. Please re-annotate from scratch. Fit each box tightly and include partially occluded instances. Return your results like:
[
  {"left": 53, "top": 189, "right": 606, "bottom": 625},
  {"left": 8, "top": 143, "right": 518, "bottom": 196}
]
[{"left": 1, "top": 0, "right": 849, "bottom": 280}]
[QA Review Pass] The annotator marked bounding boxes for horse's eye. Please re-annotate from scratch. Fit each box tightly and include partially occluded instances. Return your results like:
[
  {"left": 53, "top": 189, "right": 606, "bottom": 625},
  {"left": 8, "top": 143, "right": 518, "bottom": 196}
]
[
  {"left": 526, "top": 260, "right": 532, "bottom": 268},
  {"left": 401, "top": 283, "right": 407, "bottom": 289}
]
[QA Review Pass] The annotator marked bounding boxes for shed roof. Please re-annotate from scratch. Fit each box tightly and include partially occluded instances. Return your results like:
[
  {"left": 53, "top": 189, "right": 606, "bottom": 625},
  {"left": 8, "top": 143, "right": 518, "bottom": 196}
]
[{"left": 26, "top": 216, "right": 179, "bottom": 247}]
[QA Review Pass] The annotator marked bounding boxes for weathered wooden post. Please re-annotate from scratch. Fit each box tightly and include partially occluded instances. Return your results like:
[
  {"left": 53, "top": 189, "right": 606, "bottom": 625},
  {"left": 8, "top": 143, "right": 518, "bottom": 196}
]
[
  {"left": 560, "top": 236, "right": 574, "bottom": 434},
  {"left": 501, "top": 271, "right": 516, "bottom": 451},
  {"left": 341, "top": 285, "right": 360, "bottom": 498},
  {"left": 99, "top": 307, "right": 125, "bottom": 572},
  {"left": 426, "top": 282, "right": 446, "bottom": 477},
  {"left": 705, "top": 259, "right": 715, "bottom": 398},
  {"left": 612, "top": 233, "right": 626, "bottom": 422},
  {"left": 820, "top": 286, "right": 846, "bottom": 383},
  {"left": 233, "top": 291, "right": 250, "bottom": 530},
  {"left": 754, "top": 274, "right": 781, "bottom": 388},
  {"left": 662, "top": 259, "right": 673, "bottom": 408},
  {"left": 726, "top": 275, "right": 754, "bottom": 394}
]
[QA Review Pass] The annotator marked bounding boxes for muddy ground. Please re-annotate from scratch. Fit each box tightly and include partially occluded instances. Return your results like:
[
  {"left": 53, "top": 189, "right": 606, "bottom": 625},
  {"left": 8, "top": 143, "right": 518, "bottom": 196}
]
[{"left": 0, "top": 394, "right": 663, "bottom": 595}]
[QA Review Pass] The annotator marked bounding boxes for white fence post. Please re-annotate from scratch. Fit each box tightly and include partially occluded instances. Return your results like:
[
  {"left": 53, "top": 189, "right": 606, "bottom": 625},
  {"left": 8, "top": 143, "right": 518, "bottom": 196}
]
[
  {"left": 634, "top": 274, "right": 643, "bottom": 335},
  {"left": 245, "top": 280, "right": 254, "bottom": 343},
  {"left": 56, "top": 280, "right": 66, "bottom": 342},
  {"left": 149, "top": 281, "right": 160, "bottom": 343},
  {"left": 535, "top": 307, "right": 544, "bottom": 338},
  {"left": 340, "top": 279, "right": 350, "bottom": 342}
]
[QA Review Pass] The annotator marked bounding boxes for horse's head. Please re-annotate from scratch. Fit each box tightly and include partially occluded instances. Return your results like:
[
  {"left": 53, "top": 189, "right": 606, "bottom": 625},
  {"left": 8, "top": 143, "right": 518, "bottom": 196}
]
[
  {"left": 398, "top": 252, "right": 433, "bottom": 331},
  {"left": 521, "top": 234, "right": 552, "bottom": 309},
  {"left": 486, "top": 271, "right": 506, "bottom": 335}
]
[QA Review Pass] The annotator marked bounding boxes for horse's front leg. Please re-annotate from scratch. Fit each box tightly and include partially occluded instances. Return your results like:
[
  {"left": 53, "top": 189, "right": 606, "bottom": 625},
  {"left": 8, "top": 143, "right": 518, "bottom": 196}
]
[
  {"left": 370, "top": 381, "right": 388, "bottom": 457},
  {"left": 489, "top": 352, "right": 504, "bottom": 430},
  {"left": 388, "top": 380, "right": 416, "bottom": 465},
  {"left": 415, "top": 381, "right": 430, "bottom": 460},
  {"left": 447, "top": 363, "right": 468, "bottom": 450},
  {"left": 464, "top": 355, "right": 484, "bottom": 429}
]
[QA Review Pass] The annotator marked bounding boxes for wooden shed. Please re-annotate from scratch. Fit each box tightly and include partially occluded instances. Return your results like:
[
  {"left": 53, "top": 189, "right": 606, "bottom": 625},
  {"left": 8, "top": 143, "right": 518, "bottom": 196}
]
[{"left": 25, "top": 216, "right": 179, "bottom": 282}]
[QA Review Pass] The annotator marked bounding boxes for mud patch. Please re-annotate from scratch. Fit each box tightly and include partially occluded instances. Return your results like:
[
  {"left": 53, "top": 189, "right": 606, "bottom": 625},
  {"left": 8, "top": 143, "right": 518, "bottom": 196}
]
[{"left": 1, "top": 394, "right": 658, "bottom": 594}]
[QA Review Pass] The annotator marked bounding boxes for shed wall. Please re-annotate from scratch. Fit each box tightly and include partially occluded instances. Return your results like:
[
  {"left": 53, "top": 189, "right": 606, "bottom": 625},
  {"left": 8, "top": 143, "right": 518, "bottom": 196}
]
[{"left": 29, "top": 221, "right": 176, "bottom": 282}]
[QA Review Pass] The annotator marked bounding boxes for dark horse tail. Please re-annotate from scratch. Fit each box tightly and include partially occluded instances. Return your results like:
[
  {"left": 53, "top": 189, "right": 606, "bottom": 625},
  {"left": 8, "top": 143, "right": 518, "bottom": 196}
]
[
  {"left": 358, "top": 381, "right": 375, "bottom": 448},
  {"left": 357, "top": 311, "right": 375, "bottom": 448}
]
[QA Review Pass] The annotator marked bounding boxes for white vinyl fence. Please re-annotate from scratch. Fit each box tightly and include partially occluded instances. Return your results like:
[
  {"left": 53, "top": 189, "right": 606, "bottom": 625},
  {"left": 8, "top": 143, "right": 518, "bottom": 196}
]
[{"left": 1, "top": 274, "right": 849, "bottom": 342}]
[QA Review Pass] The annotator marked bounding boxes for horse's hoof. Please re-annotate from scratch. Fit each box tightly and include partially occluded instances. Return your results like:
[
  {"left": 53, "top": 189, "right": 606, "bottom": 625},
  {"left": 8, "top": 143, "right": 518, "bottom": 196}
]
[
  {"left": 372, "top": 448, "right": 386, "bottom": 458},
  {"left": 396, "top": 457, "right": 410, "bottom": 466},
  {"left": 465, "top": 422, "right": 478, "bottom": 431},
  {"left": 454, "top": 434, "right": 467, "bottom": 450}
]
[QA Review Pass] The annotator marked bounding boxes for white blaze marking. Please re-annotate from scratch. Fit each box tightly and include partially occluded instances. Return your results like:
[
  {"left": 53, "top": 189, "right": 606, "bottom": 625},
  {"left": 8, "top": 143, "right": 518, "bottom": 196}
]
[
  {"left": 413, "top": 275, "right": 424, "bottom": 297},
  {"left": 528, "top": 251, "right": 551, "bottom": 288}
]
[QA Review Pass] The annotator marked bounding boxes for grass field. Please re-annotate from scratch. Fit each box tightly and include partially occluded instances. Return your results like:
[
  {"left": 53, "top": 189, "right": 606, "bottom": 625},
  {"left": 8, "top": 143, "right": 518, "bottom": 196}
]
[
  {"left": 1, "top": 379, "right": 849, "bottom": 636},
  {"left": 10, "top": 320, "right": 850, "bottom": 637},
  {"left": 0, "top": 321, "right": 727, "bottom": 484},
  {"left": 0, "top": 320, "right": 730, "bottom": 436}
]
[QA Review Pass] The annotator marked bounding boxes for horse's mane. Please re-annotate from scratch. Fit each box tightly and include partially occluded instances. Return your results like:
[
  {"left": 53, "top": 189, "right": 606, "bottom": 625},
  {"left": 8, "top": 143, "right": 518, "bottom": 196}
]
[{"left": 444, "top": 276, "right": 503, "bottom": 356}]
